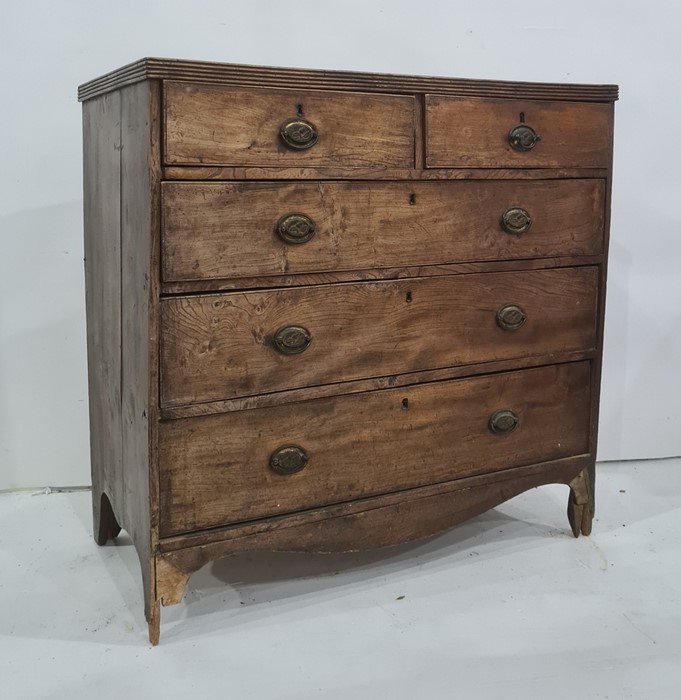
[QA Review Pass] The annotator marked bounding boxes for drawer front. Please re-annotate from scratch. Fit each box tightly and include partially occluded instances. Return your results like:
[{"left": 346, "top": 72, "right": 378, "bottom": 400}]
[
  {"left": 425, "top": 96, "right": 612, "bottom": 168},
  {"left": 161, "top": 267, "right": 598, "bottom": 407},
  {"left": 164, "top": 82, "right": 415, "bottom": 167},
  {"left": 162, "top": 179, "right": 605, "bottom": 282},
  {"left": 159, "top": 361, "right": 591, "bottom": 535}
]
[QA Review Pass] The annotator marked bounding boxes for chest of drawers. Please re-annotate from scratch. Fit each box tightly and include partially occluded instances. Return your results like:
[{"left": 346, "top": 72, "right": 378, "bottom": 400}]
[{"left": 79, "top": 58, "right": 617, "bottom": 644}]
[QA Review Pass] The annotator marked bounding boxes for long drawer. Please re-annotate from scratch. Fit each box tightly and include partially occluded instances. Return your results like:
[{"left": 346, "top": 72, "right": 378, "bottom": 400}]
[
  {"left": 159, "top": 361, "right": 591, "bottom": 535},
  {"left": 160, "top": 266, "right": 598, "bottom": 407},
  {"left": 161, "top": 179, "right": 605, "bottom": 282},
  {"left": 425, "top": 96, "right": 613, "bottom": 168},
  {"left": 164, "top": 82, "right": 415, "bottom": 167}
]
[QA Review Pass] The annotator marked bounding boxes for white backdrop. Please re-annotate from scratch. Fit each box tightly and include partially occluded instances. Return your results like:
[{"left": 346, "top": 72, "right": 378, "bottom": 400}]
[{"left": 1, "top": 0, "right": 679, "bottom": 489}]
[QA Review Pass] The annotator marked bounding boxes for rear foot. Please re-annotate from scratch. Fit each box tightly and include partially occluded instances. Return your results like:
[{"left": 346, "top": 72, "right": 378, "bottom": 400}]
[
  {"left": 567, "top": 468, "right": 594, "bottom": 537},
  {"left": 94, "top": 491, "right": 121, "bottom": 545}
]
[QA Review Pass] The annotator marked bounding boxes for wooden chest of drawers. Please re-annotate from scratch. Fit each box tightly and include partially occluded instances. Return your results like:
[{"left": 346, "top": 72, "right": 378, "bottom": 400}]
[{"left": 79, "top": 58, "right": 617, "bottom": 644}]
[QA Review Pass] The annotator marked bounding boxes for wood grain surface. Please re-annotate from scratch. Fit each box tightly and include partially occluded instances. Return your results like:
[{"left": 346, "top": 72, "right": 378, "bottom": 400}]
[
  {"left": 160, "top": 255, "right": 604, "bottom": 296},
  {"left": 83, "top": 90, "right": 123, "bottom": 543},
  {"left": 161, "top": 179, "right": 605, "bottom": 282},
  {"left": 426, "top": 96, "right": 613, "bottom": 168},
  {"left": 154, "top": 455, "right": 591, "bottom": 605},
  {"left": 83, "top": 82, "right": 162, "bottom": 641},
  {"left": 164, "top": 82, "right": 415, "bottom": 167},
  {"left": 160, "top": 266, "right": 598, "bottom": 407},
  {"left": 78, "top": 57, "right": 619, "bottom": 103},
  {"left": 160, "top": 348, "right": 596, "bottom": 419},
  {"left": 162, "top": 165, "right": 609, "bottom": 181},
  {"left": 158, "top": 361, "right": 591, "bottom": 535}
]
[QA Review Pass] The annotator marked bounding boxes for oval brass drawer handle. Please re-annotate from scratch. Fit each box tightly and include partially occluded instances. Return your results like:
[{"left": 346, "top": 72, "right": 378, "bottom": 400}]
[
  {"left": 500, "top": 207, "right": 531, "bottom": 235},
  {"left": 270, "top": 444, "right": 309, "bottom": 474},
  {"left": 508, "top": 123, "right": 540, "bottom": 151},
  {"left": 496, "top": 304, "right": 526, "bottom": 331},
  {"left": 276, "top": 213, "right": 316, "bottom": 244},
  {"left": 488, "top": 409, "right": 518, "bottom": 436},
  {"left": 273, "top": 324, "right": 312, "bottom": 354},
  {"left": 280, "top": 117, "right": 319, "bottom": 150}
]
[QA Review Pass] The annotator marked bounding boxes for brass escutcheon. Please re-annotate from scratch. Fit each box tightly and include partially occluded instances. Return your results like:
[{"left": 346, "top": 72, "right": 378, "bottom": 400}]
[
  {"left": 280, "top": 117, "right": 319, "bottom": 150},
  {"left": 270, "top": 445, "right": 309, "bottom": 474},
  {"left": 488, "top": 409, "right": 519, "bottom": 435},
  {"left": 273, "top": 325, "right": 312, "bottom": 354},
  {"left": 276, "top": 213, "right": 316, "bottom": 244},
  {"left": 508, "top": 123, "right": 540, "bottom": 151},
  {"left": 501, "top": 207, "right": 532, "bottom": 235},
  {"left": 496, "top": 304, "right": 526, "bottom": 331}
]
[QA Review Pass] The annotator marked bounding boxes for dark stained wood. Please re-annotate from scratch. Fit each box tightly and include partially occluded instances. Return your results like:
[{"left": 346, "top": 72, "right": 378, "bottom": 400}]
[
  {"left": 413, "top": 94, "right": 425, "bottom": 169},
  {"left": 162, "top": 179, "right": 605, "bottom": 282},
  {"left": 163, "top": 166, "right": 609, "bottom": 181},
  {"left": 426, "top": 96, "right": 613, "bottom": 168},
  {"left": 160, "top": 267, "right": 598, "bottom": 407},
  {"left": 161, "top": 255, "right": 604, "bottom": 295},
  {"left": 155, "top": 454, "right": 591, "bottom": 605},
  {"left": 164, "top": 82, "right": 414, "bottom": 167},
  {"left": 78, "top": 57, "right": 619, "bottom": 103},
  {"left": 158, "top": 362, "right": 591, "bottom": 535},
  {"left": 586, "top": 103, "right": 616, "bottom": 511},
  {"left": 82, "top": 59, "right": 616, "bottom": 643},
  {"left": 568, "top": 468, "right": 594, "bottom": 537},
  {"left": 161, "top": 348, "right": 597, "bottom": 419},
  {"left": 159, "top": 454, "right": 591, "bottom": 552}
]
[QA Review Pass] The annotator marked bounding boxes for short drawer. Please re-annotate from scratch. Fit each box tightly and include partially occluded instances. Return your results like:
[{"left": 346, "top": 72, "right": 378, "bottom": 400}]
[
  {"left": 162, "top": 179, "right": 605, "bottom": 282},
  {"left": 164, "top": 82, "right": 415, "bottom": 167},
  {"left": 425, "top": 96, "right": 612, "bottom": 168},
  {"left": 160, "top": 266, "right": 598, "bottom": 407},
  {"left": 159, "top": 361, "right": 591, "bottom": 535}
]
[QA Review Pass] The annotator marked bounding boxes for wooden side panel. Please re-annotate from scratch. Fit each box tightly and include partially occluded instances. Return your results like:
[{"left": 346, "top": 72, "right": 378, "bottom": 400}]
[
  {"left": 83, "top": 90, "right": 123, "bottom": 538},
  {"left": 158, "top": 361, "right": 591, "bottom": 535},
  {"left": 160, "top": 266, "right": 598, "bottom": 406},
  {"left": 161, "top": 179, "right": 606, "bottom": 282},
  {"left": 164, "top": 82, "right": 415, "bottom": 167},
  {"left": 83, "top": 81, "right": 160, "bottom": 622},
  {"left": 120, "top": 81, "right": 161, "bottom": 613},
  {"left": 425, "top": 96, "right": 613, "bottom": 168}
]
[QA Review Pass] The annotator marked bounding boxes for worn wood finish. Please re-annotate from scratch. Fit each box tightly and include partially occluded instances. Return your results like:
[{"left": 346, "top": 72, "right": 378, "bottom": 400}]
[
  {"left": 567, "top": 468, "right": 595, "bottom": 537},
  {"left": 83, "top": 81, "right": 162, "bottom": 643},
  {"left": 83, "top": 90, "right": 123, "bottom": 550},
  {"left": 159, "top": 362, "right": 591, "bottom": 535},
  {"left": 161, "top": 267, "right": 598, "bottom": 407},
  {"left": 164, "top": 83, "right": 415, "bottom": 167},
  {"left": 585, "top": 104, "right": 616, "bottom": 514},
  {"left": 161, "top": 255, "right": 604, "bottom": 295},
  {"left": 426, "top": 96, "right": 613, "bottom": 168},
  {"left": 82, "top": 59, "right": 615, "bottom": 643},
  {"left": 163, "top": 166, "right": 609, "bottom": 181},
  {"left": 161, "top": 348, "right": 597, "bottom": 419},
  {"left": 158, "top": 454, "right": 591, "bottom": 553},
  {"left": 162, "top": 179, "right": 605, "bottom": 282},
  {"left": 78, "top": 57, "right": 619, "bottom": 103},
  {"left": 120, "top": 82, "right": 162, "bottom": 640},
  {"left": 155, "top": 454, "right": 590, "bottom": 604}
]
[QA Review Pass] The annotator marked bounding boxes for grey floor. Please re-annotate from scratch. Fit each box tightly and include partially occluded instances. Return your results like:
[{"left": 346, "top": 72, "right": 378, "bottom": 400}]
[{"left": 2, "top": 459, "right": 680, "bottom": 700}]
